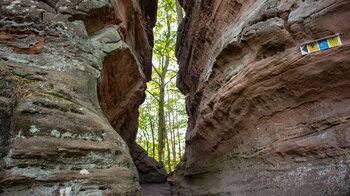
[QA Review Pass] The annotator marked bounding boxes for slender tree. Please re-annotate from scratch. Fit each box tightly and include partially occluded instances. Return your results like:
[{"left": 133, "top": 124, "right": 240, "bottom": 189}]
[
  {"left": 150, "top": 118, "right": 155, "bottom": 157},
  {"left": 166, "top": 129, "right": 172, "bottom": 172},
  {"left": 168, "top": 90, "right": 177, "bottom": 168},
  {"left": 137, "top": 0, "right": 188, "bottom": 173},
  {"left": 175, "top": 91, "right": 182, "bottom": 159},
  {"left": 148, "top": 0, "right": 177, "bottom": 166}
]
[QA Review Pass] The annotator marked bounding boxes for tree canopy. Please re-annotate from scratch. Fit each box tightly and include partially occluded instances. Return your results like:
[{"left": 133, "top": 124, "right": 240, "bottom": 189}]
[{"left": 137, "top": 0, "right": 186, "bottom": 173}]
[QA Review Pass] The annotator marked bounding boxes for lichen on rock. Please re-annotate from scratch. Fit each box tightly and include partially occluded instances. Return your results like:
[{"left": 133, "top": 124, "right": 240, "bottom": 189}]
[{"left": 0, "top": 0, "right": 157, "bottom": 195}]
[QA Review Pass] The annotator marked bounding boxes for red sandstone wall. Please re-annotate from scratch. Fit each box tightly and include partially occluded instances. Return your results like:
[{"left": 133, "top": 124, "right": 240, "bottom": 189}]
[{"left": 174, "top": 0, "right": 350, "bottom": 195}]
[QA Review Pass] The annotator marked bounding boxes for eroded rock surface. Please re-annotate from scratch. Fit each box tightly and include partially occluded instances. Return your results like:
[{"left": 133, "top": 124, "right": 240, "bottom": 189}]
[
  {"left": 174, "top": 0, "right": 350, "bottom": 195},
  {"left": 0, "top": 0, "right": 156, "bottom": 195},
  {"left": 132, "top": 143, "right": 167, "bottom": 184}
]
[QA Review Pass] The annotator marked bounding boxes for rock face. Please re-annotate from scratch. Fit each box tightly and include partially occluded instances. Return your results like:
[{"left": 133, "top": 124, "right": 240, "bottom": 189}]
[
  {"left": 131, "top": 143, "right": 167, "bottom": 184},
  {"left": 0, "top": 0, "right": 156, "bottom": 195},
  {"left": 175, "top": 0, "right": 350, "bottom": 195}
]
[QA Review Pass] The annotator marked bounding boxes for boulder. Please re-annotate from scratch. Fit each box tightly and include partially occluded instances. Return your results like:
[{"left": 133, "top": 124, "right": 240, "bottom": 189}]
[{"left": 132, "top": 143, "right": 167, "bottom": 184}]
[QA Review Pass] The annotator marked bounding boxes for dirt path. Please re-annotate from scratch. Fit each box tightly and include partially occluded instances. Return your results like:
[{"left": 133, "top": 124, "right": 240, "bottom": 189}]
[{"left": 141, "top": 183, "right": 172, "bottom": 196}]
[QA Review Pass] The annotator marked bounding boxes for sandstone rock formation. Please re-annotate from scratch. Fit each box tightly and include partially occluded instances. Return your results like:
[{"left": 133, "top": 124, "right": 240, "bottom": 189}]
[
  {"left": 0, "top": 0, "right": 157, "bottom": 195},
  {"left": 174, "top": 0, "right": 350, "bottom": 195},
  {"left": 132, "top": 143, "right": 167, "bottom": 184}
]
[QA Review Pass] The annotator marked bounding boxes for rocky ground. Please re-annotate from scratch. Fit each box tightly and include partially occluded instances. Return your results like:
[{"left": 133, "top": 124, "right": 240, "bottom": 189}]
[{"left": 141, "top": 183, "right": 171, "bottom": 196}]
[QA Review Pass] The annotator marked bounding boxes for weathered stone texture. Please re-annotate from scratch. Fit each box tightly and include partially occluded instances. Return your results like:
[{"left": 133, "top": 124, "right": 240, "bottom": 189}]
[
  {"left": 131, "top": 143, "right": 167, "bottom": 184},
  {"left": 174, "top": 0, "right": 350, "bottom": 195},
  {"left": 0, "top": 0, "right": 156, "bottom": 195}
]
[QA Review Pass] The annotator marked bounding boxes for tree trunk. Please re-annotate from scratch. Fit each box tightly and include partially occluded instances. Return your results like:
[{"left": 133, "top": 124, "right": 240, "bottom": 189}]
[
  {"left": 158, "top": 81, "right": 166, "bottom": 165},
  {"left": 143, "top": 129, "right": 150, "bottom": 154},
  {"left": 157, "top": 7, "right": 172, "bottom": 168},
  {"left": 150, "top": 120, "right": 155, "bottom": 158},
  {"left": 168, "top": 91, "right": 177, "bottom": 168},
  {"left": 157, "top": 54, "right": 170, "bottom": 166},
  {"left": 175, "top": 97, "right": 182, "bottom": 159},
  {"left": 166, "top": 129, "right": 172, "bottom": 173},
  {"left": 174, "top": 92, "right": 182, "bottom": 160}
]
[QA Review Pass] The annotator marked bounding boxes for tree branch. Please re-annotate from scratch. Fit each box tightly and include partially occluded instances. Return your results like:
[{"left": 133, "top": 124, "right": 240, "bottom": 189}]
[
  {"left": 168, "top": 69, "right": 178, "bottom": 74},
  {"left": 152, "top": 64, "right": 161, "bottom": 77},
  {"left": 166, "top": 88, "right": 181, "bottom": 93},
  {"left": 150, "top": 79, "right": 160, "bottom": 86},
  {"left": 165, "top": 74, "right": 177, "bottom": 86},
  {"left": 146, "top": 89, "right": 160, "bottom": 103}
]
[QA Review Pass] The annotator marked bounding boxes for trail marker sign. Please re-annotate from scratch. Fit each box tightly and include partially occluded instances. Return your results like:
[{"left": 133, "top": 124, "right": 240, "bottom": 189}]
[{"left": 300, "top": 34, "right": 342, "bottom": 55}]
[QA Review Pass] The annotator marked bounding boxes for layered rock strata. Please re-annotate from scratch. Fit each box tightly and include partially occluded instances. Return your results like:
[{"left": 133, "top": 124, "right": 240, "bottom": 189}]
[
  {"left": 0, "top": 0, "right": 156, "bottom": 195},
  {"left": 131, "top": 143, "right": 167, "bottom": 184},
  {"left": 174, "top": 0, "right": 350, "bottom": 195}
]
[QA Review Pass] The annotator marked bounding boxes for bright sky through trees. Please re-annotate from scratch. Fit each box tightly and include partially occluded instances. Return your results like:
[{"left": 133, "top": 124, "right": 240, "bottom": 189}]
[{"left": 137, "top": 0, "right": 186, "bottom": 173}]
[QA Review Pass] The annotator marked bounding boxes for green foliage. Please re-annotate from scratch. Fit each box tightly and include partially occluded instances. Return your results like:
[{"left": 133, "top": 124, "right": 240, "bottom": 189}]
[{"left": 137, "top": 0, "right": 187, "bottom": 173}]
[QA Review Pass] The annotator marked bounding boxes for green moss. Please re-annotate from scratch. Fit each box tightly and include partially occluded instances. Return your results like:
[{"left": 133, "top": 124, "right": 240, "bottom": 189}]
[
  {"left": 65, "top": 103, "right": 82, "bottom": 113},
  {"left": 42, "top": 90, "right": 72, "bottom": 102},
  {"left": 26, "top": 79, "right": 40, "bottom": 84},
  {"left": 66, "top": 103, "right": 77, "bottom": 109},
  {"left": 49, "top": 83, "right": 54, "bottom": 89},
  {"left": 43, "top": 91, "right": 62, "bottom": 98},
  {"left": 21, "top": 122, "right": 31, "bottom": 131},
  {"left": 36, "top": 86, "right": 44, "bottom": 91},
  {"left": 57, "top": 89, "right": 72, "bottom": 99},
  {"left": 31, "top": 92, "right": 69, "bottom": 103},
  {"left": 29, "top": 91, "right": 82, "bottom": 114}
]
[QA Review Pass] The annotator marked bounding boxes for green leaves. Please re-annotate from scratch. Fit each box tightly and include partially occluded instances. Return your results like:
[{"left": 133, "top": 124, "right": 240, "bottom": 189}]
[
  {"left": 137, "top": 0, "right": 188, "bottom": 173},
  {"left": 153, "top": 0, "right": 177, "bottom": 59}
]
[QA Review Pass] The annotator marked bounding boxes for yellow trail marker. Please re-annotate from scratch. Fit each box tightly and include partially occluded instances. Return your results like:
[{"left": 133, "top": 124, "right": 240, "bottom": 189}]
[
  {"left": 327, "top": 36, "right": 341, "bottom": 48},
  {"left": 307, "top": 42, "right": 320, "bottom": 53}
]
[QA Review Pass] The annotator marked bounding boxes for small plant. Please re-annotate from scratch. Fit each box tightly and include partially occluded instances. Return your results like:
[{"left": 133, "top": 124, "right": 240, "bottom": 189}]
[{"left": 26, "top": 79, "right": 40, "bottom": 84}]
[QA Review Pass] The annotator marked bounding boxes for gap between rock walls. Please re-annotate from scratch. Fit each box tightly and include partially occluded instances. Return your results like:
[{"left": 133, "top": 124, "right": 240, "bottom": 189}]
[
  {"left": 137, "top": 0, "right": 187, "bottom": 195},
  {"left": 1, "top": 0, "right": 350, "bottom": 196}
]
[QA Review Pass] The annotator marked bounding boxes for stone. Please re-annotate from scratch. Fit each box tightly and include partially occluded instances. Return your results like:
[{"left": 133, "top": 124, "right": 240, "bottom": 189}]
[
  {"left": 79, "top": 169, "right": 90, "bottom": 175},
  {"left": 0, "top": 0, "right": 157, "bottom": 195},
  {"left": 173, "top": 0, "right": 350, "bottom": 195},
  {"left": 132, "top": 143, "right": 167, "bottom": 184},
  {"left": 51, "top": 129, "right": 61, "bottom": 138}
]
